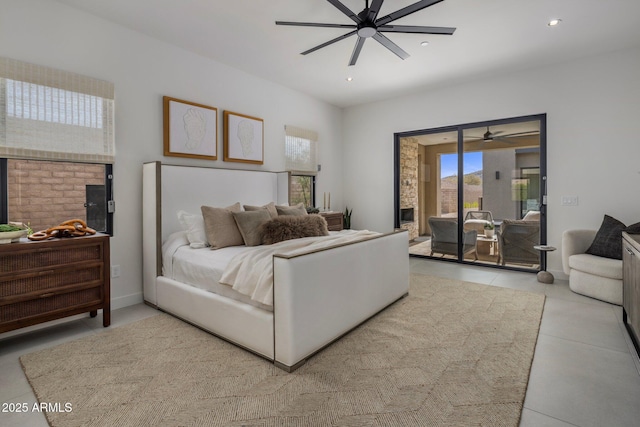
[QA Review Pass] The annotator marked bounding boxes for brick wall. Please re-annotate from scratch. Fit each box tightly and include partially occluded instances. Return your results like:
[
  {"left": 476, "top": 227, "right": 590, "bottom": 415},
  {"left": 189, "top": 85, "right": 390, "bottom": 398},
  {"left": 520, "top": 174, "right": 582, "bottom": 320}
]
[
  {"left": 399, "top": 139, "right": 419, "bottom": 240},
  {"left": 7, "top": 160, "right": 104, "bottom": 232}
]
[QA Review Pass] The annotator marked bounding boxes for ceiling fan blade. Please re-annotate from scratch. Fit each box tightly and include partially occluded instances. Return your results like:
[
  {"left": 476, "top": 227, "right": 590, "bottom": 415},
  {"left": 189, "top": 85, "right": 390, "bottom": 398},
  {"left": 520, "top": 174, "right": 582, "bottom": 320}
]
[
  {"left": 300, "top": 30, "right": 357, "bottom": 55},
  {"left": 367, "top": 0, "right": 385, "bottom": 22},
  {"left": 326, "top": 0, "right": 361, "bottom": 23},
  {"left": 372, "top": 33, "right": 409, "bottom": 60},
  {"left": 276, "top": 21, "right": 356, "bottom": 29},
  {"left": 349, "top": 37, "right": 366, "bottom": 66},
  {"left": 492, "top": 137, "right": 520, "bottom": 144},
  {"left": 378, "top": 24, "right": 456, "bottom": 35},
  {"left": 501, "top": 131, "right": 540, "bottom": 137},
  {"left": 376, "top": 0, "right": 445, "bottom": 26}
]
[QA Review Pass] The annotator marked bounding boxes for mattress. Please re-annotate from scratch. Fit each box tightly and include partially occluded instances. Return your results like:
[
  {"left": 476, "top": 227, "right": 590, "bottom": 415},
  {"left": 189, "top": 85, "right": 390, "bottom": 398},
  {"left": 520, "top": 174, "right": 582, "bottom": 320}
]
[{"left": 162, "top": 231, "right": 273, "bottom": 311}]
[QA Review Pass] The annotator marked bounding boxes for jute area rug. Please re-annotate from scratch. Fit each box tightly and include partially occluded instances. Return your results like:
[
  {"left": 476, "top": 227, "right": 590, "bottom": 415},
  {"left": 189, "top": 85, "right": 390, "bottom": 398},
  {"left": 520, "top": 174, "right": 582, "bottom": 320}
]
[{"left": 21, "top": 274, "right": 545, "bottom": 427}]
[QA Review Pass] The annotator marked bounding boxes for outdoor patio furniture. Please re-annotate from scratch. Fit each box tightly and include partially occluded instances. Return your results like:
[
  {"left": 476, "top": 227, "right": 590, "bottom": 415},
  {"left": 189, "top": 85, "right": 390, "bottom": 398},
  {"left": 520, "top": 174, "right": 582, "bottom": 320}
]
[
  {"left": 428, "top": 217, "right": 478, "bottom": 259},
  {"left": 523, "top": 210, "right": 541, "bottom": 221},
  {"left": 463, "top": 211, "right": 494, "bottom": 235},
  {"left": 497, "top": 219, "right": 540, "bottom": 266}
]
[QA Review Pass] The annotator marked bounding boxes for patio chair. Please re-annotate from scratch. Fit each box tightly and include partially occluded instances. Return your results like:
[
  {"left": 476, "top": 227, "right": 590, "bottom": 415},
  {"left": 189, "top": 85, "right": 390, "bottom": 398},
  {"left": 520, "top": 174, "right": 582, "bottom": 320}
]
[
  {"left": 463, "top": 211, "right": 494, "bottom": 235},
  {"left": 497, "top": 219, "right": 540, "bottom": 266},
  {"left": 428, "top": 217, "right": 478, "bottom": 260}
]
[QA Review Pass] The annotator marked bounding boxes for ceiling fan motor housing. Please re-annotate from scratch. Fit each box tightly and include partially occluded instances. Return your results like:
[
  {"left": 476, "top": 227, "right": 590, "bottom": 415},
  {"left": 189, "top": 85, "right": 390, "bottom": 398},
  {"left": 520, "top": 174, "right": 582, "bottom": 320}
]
[{"left": 275, "top": 0, "right": 457, "bottom": 65}]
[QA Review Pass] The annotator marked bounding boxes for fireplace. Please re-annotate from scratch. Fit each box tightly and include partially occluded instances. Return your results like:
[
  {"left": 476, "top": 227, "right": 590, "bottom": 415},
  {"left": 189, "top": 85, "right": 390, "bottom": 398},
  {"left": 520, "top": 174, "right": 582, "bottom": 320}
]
[{"left": 400, "top": 208, "right": 414, "bottom": 224}]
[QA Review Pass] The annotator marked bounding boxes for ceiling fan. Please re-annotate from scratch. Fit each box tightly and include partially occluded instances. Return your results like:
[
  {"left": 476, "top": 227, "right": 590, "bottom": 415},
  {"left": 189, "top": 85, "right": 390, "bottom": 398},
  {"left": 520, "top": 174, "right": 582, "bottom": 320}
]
[
  {"left": 275, "top": 0, "right": 456, "bottom": 66},
  {"left": 464, "top": 127, "right": 540, "bottom": 144}
]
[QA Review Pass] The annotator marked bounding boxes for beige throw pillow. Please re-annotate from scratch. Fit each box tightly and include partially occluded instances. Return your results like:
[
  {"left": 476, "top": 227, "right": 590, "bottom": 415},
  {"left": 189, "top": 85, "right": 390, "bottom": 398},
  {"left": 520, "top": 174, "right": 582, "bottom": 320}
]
[
  {"left": 243, "top": 202, "right": 278, "bottom": 219},
  {"left": 276, "top": 203, "right": 308, "bottom": 216},
  {"left": 232, "top": 210, "right": 272, "bottom": 246},
  {"left": 201, "top": 202, "right": 244, "bottom": 249}
]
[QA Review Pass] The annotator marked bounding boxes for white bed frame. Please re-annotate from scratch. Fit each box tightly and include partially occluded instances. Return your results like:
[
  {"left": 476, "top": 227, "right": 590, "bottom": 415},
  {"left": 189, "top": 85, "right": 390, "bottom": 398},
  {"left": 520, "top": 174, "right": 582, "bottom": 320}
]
[{"left": 142, "top": 161, "right": 409, "bottom": 371}]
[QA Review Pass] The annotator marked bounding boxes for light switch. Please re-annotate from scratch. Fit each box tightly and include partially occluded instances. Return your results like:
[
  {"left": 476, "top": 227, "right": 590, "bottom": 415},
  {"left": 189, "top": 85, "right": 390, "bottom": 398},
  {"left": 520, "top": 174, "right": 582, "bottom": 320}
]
[{"left": 561, "top": 196, "right": 579, "bottom": 206}]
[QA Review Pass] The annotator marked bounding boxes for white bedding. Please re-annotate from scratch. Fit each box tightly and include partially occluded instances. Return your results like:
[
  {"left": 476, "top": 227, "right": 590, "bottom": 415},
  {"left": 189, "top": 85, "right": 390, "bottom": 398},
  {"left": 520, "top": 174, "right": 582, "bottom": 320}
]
[
  {"left": 162, "top": 230, "right": 379, "bottom": 310},
  {"left": 220, "top": 229, "right": 380, "bottom": 306},
  {"left": 162, "top": 231, "right": 272, "bottom": 310}
]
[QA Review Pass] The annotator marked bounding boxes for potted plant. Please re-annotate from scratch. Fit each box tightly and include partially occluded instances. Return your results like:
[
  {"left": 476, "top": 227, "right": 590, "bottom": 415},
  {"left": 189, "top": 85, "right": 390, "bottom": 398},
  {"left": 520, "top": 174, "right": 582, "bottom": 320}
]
[
  {"left": 0, "top": 223, "right": 29, "bottom": 244},
  {"left": 343, "top": 207, "right": 352, "bottom": 230},
  {"left": 484, "top": 222, "right": 495, "bottom": 238}
]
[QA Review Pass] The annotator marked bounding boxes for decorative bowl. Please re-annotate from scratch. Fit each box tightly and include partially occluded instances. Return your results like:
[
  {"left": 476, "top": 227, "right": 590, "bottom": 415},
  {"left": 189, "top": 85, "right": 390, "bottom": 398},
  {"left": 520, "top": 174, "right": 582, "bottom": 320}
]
[{"left": 0, "top": 227, "right": 29, "bottom": 244}]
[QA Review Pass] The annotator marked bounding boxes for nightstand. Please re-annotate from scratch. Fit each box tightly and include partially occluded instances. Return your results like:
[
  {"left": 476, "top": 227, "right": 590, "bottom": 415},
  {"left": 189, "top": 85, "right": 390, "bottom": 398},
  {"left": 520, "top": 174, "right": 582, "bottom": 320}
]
[{"left": 319, "top": 211, "right": 343, "bottom": 231}]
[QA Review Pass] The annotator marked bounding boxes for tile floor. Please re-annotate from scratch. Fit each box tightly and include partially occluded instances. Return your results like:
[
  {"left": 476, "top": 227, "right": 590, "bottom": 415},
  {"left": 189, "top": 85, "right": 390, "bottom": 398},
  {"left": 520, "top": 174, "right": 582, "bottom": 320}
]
[{"left": 1, "top": 258, "right": 639, "bottom": 426}]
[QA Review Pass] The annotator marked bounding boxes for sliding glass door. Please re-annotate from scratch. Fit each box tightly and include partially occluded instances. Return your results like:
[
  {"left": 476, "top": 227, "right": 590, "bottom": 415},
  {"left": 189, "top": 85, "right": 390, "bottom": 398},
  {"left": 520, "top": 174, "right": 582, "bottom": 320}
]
[{"left": 398, "top": 114, "right": 546, "bottom": 271}]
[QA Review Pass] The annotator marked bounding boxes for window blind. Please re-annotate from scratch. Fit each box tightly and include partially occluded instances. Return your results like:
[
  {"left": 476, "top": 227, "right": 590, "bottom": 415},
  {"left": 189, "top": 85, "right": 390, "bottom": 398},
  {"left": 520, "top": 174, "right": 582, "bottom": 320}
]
[
  {"left": 0, "top": 57, "right": 115, "bottom": 163},
  {"left": 284, "top": 125, "right": 318, "bottom": 175}
]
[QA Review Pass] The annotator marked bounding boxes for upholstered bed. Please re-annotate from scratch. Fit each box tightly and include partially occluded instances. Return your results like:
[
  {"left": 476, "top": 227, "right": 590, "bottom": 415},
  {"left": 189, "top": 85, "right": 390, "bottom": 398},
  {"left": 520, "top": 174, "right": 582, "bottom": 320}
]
[{"left": 142, "top": 162, "right": 409, "bottom": 371}]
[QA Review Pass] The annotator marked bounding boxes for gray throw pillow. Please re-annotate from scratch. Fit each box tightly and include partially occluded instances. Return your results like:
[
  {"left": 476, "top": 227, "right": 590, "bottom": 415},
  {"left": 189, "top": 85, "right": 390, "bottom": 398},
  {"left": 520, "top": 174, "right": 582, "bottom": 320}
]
[
  {"left": 232, "top": 210, "right": 272, "bottom": 246},
  {"left": 243, "top": 202, "right": 278, "bottom": 219},
  {"left": 586, "top": 215, "right": 626, "bottom": 260},
  {"left": 201, "top": 203, "right": 244, "bottom": 249},
  {"left": 276, "top": 203, "right": 308, "bottom": 216}
]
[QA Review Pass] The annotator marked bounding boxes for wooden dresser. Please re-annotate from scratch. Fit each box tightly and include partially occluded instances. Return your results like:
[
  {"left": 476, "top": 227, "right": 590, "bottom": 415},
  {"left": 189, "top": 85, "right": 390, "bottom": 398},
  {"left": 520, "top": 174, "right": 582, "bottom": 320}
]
[
  {"left": 0, "top": 234, "right": 110, "bottom": 333},
  {"left": 320, "top": 211, "right": 344, "bottom": 231},
  {"left": 623, "top": 232, "right": 640, "bottom": 356}
]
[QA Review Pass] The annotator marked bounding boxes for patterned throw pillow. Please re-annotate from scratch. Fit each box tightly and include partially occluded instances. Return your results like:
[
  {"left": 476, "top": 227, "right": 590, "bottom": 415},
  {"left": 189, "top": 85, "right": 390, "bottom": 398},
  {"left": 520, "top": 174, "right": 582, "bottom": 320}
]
[{"left": 586, "top": 215, "right": 626, "bottom": 260}]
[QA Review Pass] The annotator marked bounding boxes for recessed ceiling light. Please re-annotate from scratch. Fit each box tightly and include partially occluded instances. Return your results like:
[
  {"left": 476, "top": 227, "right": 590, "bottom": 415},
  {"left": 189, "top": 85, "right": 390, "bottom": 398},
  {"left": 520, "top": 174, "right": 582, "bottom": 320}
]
[
  {"left": 548, "top": 18, "right": 562, "bottom": 27},
  {"left": 346, "top": 76, "right": 353, "bottom": 82},
  {"left": 420, "top": 41, "right": 430, "bottom": 47}
]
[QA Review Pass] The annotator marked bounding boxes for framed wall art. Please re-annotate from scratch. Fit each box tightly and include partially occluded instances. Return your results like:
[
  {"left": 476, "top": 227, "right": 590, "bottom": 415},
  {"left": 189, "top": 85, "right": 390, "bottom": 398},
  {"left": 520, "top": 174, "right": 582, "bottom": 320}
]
[
  {"left": 163, "top": 96, "right": 218, "bottom": 160},
  {"left": 223, "top": 111, "right": 264, "bottom": 164}
]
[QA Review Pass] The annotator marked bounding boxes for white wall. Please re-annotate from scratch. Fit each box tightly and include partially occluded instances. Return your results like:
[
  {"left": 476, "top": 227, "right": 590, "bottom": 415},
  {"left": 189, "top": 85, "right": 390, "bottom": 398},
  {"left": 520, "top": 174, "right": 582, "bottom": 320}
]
[
  {"left": 0, "top": 0, "right": 343, "bottom": 308},
  {"left": 343, "top": 47, "right": 640, "bottom": 276}
]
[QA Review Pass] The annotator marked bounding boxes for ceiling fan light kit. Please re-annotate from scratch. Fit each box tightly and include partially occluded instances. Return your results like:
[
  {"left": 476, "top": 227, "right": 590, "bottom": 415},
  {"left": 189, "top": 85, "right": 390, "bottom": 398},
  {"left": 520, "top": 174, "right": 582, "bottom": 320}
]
[{"left": 276, "top": 0, "right": 456, "bottom": 66}]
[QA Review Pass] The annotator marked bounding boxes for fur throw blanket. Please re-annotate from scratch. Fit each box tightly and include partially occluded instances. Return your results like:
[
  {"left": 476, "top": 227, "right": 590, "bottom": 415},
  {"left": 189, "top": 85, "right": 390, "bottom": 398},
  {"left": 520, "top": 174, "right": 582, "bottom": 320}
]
[{"left": 262, "top": 214, "right": 329, "bottom": 245}]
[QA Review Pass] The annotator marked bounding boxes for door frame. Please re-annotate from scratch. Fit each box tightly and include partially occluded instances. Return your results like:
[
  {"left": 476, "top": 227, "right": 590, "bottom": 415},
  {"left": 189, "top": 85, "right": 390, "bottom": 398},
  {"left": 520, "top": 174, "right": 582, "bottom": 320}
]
[{"left": 394, "top": 113, "right": 547, "bottom": 271}]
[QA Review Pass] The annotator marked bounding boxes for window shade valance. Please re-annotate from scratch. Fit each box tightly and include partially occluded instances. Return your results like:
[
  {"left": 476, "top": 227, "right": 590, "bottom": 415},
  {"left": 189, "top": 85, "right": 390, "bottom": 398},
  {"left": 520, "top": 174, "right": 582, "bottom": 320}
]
[
  {"left": 284, "top": 125, "right": 318, "bottom": 175},
  {"left": 0, "top": 57, "right": 115, "bottom": 163}
]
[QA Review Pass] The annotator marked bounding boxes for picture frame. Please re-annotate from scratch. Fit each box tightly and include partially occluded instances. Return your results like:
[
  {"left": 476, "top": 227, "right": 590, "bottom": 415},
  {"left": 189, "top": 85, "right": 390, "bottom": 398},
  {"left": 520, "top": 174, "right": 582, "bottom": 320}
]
[
  {"left": 223, "top": 111, "right": 264, "bottom": 164},
  {"left": 163, "top": 96, "right": 218, "bottom": 160}
]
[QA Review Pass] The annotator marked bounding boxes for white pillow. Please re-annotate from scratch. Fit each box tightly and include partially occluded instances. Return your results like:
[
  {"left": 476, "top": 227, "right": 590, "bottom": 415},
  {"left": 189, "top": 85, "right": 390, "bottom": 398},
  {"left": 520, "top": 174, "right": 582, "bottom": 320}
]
[{"left": 177, "top": 210, "right": 208, "bottom": 248}]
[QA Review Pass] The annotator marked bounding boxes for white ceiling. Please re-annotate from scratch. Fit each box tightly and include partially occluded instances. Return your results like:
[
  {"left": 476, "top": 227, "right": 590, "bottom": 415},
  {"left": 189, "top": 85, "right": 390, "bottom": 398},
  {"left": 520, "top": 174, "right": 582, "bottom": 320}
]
[{"left": 54, "top": 0, "right": 640, "bottom": 108}]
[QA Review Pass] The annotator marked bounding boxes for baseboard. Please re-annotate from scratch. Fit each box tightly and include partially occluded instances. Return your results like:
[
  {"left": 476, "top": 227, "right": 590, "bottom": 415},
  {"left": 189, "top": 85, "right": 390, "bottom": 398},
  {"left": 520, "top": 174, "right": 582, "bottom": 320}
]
[{"left": 111, "top": 292, "right": 144, "bottom": 310}]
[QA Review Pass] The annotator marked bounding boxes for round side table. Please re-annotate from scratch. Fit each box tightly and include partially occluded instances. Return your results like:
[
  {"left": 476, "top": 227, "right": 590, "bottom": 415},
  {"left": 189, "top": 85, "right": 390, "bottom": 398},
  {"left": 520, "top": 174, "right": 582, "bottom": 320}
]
[{"left": 534, "top": 245, "right": 557, "bottom": 284}]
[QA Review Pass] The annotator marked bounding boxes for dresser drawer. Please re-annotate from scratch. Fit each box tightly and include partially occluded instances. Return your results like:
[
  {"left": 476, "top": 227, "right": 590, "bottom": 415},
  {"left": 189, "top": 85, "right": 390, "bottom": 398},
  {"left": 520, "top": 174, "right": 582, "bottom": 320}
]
[
  {"left": 0, "top": 287, "right": 103, "bottom": 325},
  {"left": 0, "top": 243, "right": 103, "bottom": 271},
  {"left": 0, "top": 263, "right": 103, "bottom": 299}
]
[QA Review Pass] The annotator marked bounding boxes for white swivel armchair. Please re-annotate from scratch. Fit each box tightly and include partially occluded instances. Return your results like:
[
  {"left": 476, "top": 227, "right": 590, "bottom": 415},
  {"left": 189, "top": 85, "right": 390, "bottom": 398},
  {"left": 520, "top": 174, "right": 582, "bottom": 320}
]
[{"left": 561, "top": 229, "right": 623, "bottom": 305}]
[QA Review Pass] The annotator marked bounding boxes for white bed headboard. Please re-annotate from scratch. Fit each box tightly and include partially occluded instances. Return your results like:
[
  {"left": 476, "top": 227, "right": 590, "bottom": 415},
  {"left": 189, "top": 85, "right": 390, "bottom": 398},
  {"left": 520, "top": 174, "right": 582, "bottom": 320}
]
[{"left": 142, "top": 161, "right": 290, "bottom": 304}]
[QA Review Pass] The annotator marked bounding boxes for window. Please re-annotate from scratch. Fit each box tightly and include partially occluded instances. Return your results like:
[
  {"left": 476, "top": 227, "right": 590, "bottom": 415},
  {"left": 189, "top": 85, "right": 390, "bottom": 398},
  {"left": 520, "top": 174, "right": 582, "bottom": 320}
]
[
  {"left": 290, "top": 175, "right": 315, "bottom": 208},
  {"left": 0, "top": 57, "right": 115, "bottom": 233},
  {"left": 285, "top": 125, "right": 318, "bottom": 208},
  {"left": 2, "top": 159, "right": 112, "bottom": 233}
]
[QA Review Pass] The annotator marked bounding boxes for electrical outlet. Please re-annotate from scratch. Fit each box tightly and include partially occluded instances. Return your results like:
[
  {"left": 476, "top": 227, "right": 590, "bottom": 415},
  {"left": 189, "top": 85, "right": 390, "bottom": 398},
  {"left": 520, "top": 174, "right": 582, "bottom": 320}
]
[
  {"left": 561, "top": 196, "right": 579, "bottom": 206},
  {"left": 111, "top": 265, "right": 121, "bottom": 278}
]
